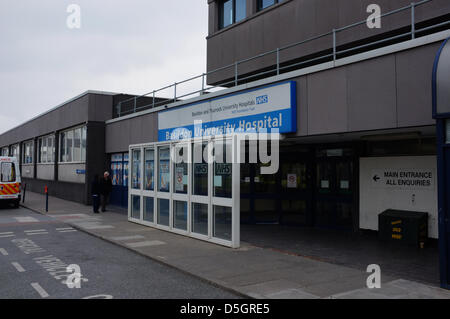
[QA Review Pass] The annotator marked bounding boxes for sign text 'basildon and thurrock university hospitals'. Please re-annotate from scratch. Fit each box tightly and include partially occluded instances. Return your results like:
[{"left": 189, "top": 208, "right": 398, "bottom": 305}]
[{"left": 157, "top": 81, "right": 297, "bottom": 141}]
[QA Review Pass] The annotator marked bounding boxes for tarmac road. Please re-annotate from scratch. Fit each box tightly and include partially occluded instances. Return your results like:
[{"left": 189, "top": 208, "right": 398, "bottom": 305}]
[{"left": 0, "top": 205, "right": 240, "bottom": 299}]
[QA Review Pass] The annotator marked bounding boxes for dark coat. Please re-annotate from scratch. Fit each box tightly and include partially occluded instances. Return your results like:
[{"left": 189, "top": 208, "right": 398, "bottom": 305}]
[
  {"left": 100, "top": 177, "right": 113, "bottom": 195},
  {"left": 91, "top": 177, "right": 101, "bottom": 196}
]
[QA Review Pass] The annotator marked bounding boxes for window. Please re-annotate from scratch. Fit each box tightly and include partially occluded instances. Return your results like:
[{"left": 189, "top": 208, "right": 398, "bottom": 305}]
[
  {"left": 219, "top": 0, "right": 246, "bottom": 29},
  {"left": 1, "top": 162, "right": 16, "bottom": 182},
  {"left": 144, "top": 148, "right": 154, "bottom": 191},
  {"left": 38, "top": 135, "right": 55, "bottom": 163},
  {"left": 22, "top": 140, "right": 34, "bottom": 164},
  {"left": 257, "top": 0, "right": 283, "bottom": 11},
  {"left": 131, "top": 149, "right": 141, "bottom": 190},
  {"left": 1, "top": 147, "right": 8, "bottom": 156},
  {"left": 59, "top": 126, "right": 87, "bottom": 163},
  {"left": 158, "top": 147, "right": 170, "bottom": 192},
  {"left": 193, "top": 142, "right": 208, "bottom": 196},
  {"left": 11, "top": 144, "right": 19, "bottom": 159}
]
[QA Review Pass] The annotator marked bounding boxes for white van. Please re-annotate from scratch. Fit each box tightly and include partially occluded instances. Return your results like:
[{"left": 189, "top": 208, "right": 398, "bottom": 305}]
[{"left": 0, "top": 157, "right": 21, "bottom": 208}]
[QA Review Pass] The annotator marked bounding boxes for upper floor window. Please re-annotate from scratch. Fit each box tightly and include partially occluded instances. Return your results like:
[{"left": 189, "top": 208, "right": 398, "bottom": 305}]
[
  {"left": 60, "top": 126, "right": 87, "bottom": 163},
  {"left": 219, "top": 0, "right": 246, "bottom": 29},
  {"left": 38, "top": 135, "right": 55, "bottom": 164},
  {"left": 1, "top": 147, "right": 8, "bottom": 156},
  {"left": 22, "top": 140, "right": 34, "bottom": 164},
  {"left": 257, "top": 0, "right": 284, "bottom": 11}
]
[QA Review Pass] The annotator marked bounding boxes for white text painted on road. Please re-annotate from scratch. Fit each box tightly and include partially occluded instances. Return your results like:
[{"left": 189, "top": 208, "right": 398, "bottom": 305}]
[
  {"left": 12, "top": 238, "right": 46, "bottom": 254},
  {"left": 0, "top": 248, "right": 8, "bottom": 256}
]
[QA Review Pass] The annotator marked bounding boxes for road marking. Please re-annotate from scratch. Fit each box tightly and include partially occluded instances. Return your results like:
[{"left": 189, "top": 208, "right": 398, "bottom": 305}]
[
  {"left": 11, "top": 262, "right": 25, "bottom": 272},
  {"left": 126, "top": 240, "right": 166, "bottom": 248},
  {"left": 110, "top": 235, "right": 145, "bottom": 241},
  {"left": 25, "top": 229, "right": 47, "bottom": 233},
  {"left": 0, "top": 248, "right": 8, "bottom": 256},
  {"left": 0, "top": 232, "right": 13, "bottom": 235},
  {"left": 27, "top": 232, "right": 49, "bottom": 236},
  {"left": 56, "top": 227, "right": 74, "bottom": 231},
  {"left": 31, "top": 283, "right": 49, "bottom": 298},
  {"left": 14, "top": 217, "right": 39, "bottom": 223},
  {"left": 58, "top": 230, "right": 77, "bottom": 233},
  {"left": 0, "top": 234, "right": 15, "bottom": 238}
]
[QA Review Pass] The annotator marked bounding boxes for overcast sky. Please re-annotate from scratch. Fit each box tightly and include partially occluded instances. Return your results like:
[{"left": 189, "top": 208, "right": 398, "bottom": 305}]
[{"left": 0, "top": 1, "right": 208, "bottom": 134}]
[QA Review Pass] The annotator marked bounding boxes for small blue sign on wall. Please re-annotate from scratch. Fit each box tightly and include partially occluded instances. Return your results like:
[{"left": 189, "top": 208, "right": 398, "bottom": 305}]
[{"left": 76, "top": 169, "right": 86, "bottom": 175}]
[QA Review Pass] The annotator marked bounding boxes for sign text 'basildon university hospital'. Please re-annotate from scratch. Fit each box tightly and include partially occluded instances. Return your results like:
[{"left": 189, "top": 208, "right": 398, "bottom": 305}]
[{"left": 158, "top": 81, "right": 297, "bottom": 141}]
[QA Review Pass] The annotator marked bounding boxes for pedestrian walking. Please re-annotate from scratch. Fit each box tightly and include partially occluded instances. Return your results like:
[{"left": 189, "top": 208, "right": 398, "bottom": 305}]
[
  {"left": 100, "top": 171, "right": 113, "bottom": 212},
  {"left": 91, "top": 175, "right": 100, "bottom": 214}
]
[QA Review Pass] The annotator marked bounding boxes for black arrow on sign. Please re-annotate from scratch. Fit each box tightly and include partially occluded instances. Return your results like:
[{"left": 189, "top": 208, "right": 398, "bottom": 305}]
[{"left": 373, "top": 175, "right": 381, "bottom": 182}]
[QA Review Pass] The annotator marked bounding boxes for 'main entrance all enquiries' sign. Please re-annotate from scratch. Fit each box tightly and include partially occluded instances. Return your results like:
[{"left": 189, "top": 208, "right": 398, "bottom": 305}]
[{"left": 158, "top": 81, "right": 297, "bottom": 141}]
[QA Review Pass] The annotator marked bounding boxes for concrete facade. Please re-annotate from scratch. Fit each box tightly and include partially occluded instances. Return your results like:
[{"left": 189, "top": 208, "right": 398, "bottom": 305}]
[{"left": 206, "top": 0, "right": 450, "bottom": 85}]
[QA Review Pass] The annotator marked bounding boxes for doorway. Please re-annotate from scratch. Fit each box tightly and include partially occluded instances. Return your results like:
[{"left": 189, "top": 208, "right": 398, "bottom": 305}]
[{"left": 241, "top": 145, "right": 358, "bottom": 230}]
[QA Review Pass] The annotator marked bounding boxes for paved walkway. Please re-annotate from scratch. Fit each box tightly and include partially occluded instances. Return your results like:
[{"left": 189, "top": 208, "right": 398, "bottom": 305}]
[{"left": 19, "top": 191, "right": 450, "bottom": 299}]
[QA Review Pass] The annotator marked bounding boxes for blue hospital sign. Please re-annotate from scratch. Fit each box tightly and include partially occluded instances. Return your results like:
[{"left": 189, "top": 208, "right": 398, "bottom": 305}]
[{"left": 158, "top": 81, "right": 297, "bottom": 141}]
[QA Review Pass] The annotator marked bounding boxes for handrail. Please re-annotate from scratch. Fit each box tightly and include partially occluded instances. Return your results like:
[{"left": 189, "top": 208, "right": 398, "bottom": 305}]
[{"left": 115, "top": 0, "right": 445, "bottom": 118}]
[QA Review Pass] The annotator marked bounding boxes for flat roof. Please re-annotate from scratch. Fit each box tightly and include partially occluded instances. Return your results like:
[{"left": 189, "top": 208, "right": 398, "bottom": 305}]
[{"left": 0, "top": 90, "right": 120, "bottom": 137}]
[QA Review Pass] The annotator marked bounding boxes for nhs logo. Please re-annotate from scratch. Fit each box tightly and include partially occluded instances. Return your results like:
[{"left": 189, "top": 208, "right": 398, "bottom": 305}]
[{"left": 256, "top": 95, "right": 268, "bottom": 105}]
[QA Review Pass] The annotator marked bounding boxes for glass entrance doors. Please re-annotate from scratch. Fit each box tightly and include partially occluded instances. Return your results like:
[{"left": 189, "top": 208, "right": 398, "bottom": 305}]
[
  {"left": 128, "top": 136, "right": 240, "bottom": 248},
  {"left": 241, "top": 146, "right": 356, "bottom": 230},
  {"left": 315, "top": 149, "right": 355, "bottom": 230},
  {"left": 241, "top": 147, "right": 314, "bottom": 226}
]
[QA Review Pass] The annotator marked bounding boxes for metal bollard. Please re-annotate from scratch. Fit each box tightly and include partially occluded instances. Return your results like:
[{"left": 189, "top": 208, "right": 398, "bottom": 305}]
[
  {"left": 22, "top": 183, "right": 27, "bottom": 203},
  {"left": 45, "top": 186, "right": 48, "bottom": 212}
]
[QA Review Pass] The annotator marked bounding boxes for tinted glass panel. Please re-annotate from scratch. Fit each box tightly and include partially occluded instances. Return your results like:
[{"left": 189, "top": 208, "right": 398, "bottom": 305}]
[
  {"left": 131, "top": 195, "right": 140, "bottom": 219},
  {"left": 159, "top": 147, "right": 170, "bottom": 192},
  {"left": 214, "top": 140, "right": 232, "bottom": 198},
  {"left": 144, "top": 148, "right": 154, "bottom": 191},
  {"left": 132, "top": 149, "right": 141, "bottom": 189},
  {"left": 173, "top": 201, "right": 188, "bottom": 231},
  {"left": 192, "top": 203, "right": 208, "bottom": 236},
  {"left": 173, "top": 144, "right": 188, "bottom": 194},
  {"left": 158, "top": 199, "right": 170, "bottom": 227},
  {"left": 235, "top": 0, "right": 246, "bottom": 22},
  {"left": 259, "top": 0, "right": 275, "bottom": 10},
  {"left": 193, "top": 142, "right": 208, "bottom": 196},
  {"left": 221, "top": 0, "right": 233, "bottom": 28},
  {"left": 213, "top": 206, "right": 232, "bottom": 241},
  {"left": 143, "top": 197, "right": 154, "bottom": 222}
]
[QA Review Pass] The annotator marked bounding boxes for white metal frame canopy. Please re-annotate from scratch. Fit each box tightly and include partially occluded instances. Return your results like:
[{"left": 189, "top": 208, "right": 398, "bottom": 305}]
[{"left": 128, "top": 135, "right": 240, "bottom": 248}]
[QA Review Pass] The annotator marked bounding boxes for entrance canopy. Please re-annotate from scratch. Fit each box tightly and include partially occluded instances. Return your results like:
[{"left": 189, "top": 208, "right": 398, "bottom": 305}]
[{"left": 128, "top": 136, "right": 240, "bottom": 248}]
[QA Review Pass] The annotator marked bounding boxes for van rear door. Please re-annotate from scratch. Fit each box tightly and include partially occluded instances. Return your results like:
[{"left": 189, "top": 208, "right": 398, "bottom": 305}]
[{"left": 0, "top": 161, "right": 20, "bottom": 197}]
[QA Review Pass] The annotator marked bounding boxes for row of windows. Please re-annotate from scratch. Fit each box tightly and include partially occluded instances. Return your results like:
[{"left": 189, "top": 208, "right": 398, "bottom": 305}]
[
  {"left": 0, "top": 126, "right": 87, "bottom": 164},
  {"left": 60, "top": 126, "right": 87, "bottom": 163},
  {"left": 219, "top": 0, "right": 285, "bottom": 29}
]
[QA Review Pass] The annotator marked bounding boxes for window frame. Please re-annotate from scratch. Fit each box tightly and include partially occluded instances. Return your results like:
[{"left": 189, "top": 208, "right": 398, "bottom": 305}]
[
  {"left": 38, "top": 134, "right": 55, "bottom": 164},
  {"left": 22, "top": 140, "right": 34, "bottom": 165},
  {"left": 59, "top": 125, "right": 87, "bottom": 164},
  {"left": 219, "top": 0, "right": 247, "bottom": 30},
  {"left": 257, "top": 0, "right": 283, "bottom": 12}
]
